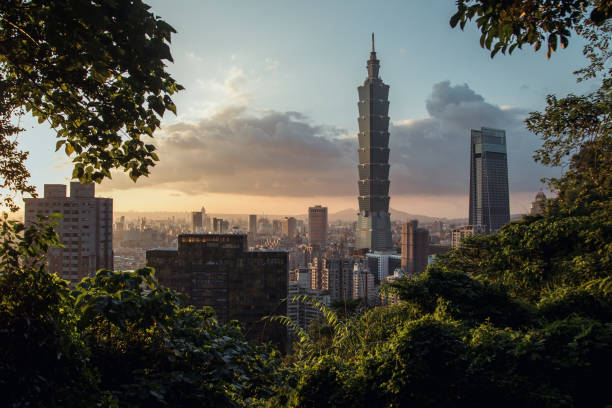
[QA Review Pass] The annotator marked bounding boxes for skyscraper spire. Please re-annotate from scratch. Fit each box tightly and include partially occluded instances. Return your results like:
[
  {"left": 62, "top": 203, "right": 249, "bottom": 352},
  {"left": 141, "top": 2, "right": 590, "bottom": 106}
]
[{"left": 367, "top": 33, "right": 380, "bottom": 79}]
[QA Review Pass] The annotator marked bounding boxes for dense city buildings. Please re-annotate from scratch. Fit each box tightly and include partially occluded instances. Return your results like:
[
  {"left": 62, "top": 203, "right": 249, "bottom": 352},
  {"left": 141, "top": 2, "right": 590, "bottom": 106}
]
[
  {"left": 282, "top": 216, "right": 297, "bottom": 238},
  {"left": 146, "top": 234, "right": 287, "bottom": 346},
  {"left": 355, "top": 34, "right": 393, "bottom": 252},
  {"left": 24, "top": 182, "right": 112, "bottom": 285},
  {"left": 401, "top": 220, "right": 430, "bottom": 275},
  {"left": 308, "top": 205, "right": 328, "bottom": 245},
  {"left": 469, "top": 127, "right": 510, "bottom": 233},
  {"left": 530, "top": 190, "right": 547, "bottom": 216}
]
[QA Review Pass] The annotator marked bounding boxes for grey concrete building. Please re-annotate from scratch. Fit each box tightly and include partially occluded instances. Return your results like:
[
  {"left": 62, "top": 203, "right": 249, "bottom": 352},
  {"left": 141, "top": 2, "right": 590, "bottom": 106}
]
[
  {"left": 355, "top": 34, "right": 393, "bottom": 251},
  {"left": 24, "top": 182, "right": 113, "bottom": 284},
  {"left": 469, "top": 127, "right": 510, "bottom": 233}
]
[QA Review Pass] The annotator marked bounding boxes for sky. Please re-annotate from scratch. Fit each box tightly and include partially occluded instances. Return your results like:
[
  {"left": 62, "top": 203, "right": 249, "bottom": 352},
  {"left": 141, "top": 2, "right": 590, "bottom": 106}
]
[{"left": 15, "top": 0, "right": 596, "bottom": 218}]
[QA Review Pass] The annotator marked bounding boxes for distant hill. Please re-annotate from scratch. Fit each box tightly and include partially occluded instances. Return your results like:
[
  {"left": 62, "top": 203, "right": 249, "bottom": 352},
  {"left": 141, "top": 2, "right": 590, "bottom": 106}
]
[{"left": 324, "top": 208, "right": 444, "bottom": 224}]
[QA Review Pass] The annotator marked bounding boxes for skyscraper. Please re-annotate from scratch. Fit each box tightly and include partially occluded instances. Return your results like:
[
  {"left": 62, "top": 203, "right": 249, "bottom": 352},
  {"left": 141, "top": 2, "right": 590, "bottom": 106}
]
[
  {"left": 248, "top": 214, "right": 257, "bottom": 247},
  {"left": 24, "top": 182, "right": 113, "bottom": 284},
  {"left": 401, "top": 220, "right": 429, "bottom": 275},
  {"left": 308, "top": 205, "right": 328, "bottom": 245},
  {"left": 356, "top": 33, "right": 392, "bottom": 251},
  {"left": 282, "top": 216, "right": 297, "bottom": 238},
  {"left": 469, "top": 127, "right": 510, "bottom": 233},
  {"left": 191, "top": 211, "right": 203, "bottom": 233}
]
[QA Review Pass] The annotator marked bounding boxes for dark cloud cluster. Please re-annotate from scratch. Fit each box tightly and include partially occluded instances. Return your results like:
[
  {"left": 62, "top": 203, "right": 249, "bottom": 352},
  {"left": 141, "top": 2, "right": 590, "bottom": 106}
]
[{"left": 103, "top": 82, "right": 556, "bottom": 196}]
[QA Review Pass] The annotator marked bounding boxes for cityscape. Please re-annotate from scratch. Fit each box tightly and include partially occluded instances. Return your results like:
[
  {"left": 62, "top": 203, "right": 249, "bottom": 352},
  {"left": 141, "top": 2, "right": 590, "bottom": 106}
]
[
  {"left": 2, "top": 1, "right": 610, "bottom": 406},
  {"left": 23, "top": 36, "right": 548, "bottom": 345}
]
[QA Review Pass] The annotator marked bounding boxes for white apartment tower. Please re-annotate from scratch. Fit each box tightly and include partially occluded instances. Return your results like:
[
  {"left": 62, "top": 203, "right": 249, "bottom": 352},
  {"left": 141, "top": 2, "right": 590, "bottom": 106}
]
[{"left": 24, "top": 182, "right": 113, "bottom": 284}]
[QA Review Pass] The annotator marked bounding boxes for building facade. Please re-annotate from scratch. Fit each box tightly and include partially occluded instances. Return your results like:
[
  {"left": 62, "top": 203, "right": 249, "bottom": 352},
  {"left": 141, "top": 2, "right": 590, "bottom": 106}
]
[
  {"left": 146, "top": 234, "right": 287, "bottom": 347},
  {"left": 401, "top": 220, "right": 430, "bottom": 275},
  {"left": 469, "top": 127, "right": 510, "bottom": 233},
  {"left": 24, "top": 182, "right": 113, "bottom": 284},
  {"left": 287, "top": 269, "right": 329, "bottom": 333},
  {"left": 451, "top": 225, "right": 487, "bottom": 248},
  {"left": 355, "top": 34, "right": 393, "bottom": 251},
  {"left": 308, "top": 205, "right": 328, "bottom": 245},
  {"left": 366, "top": 252, "right": 402, "bottom": 281},
  {"left": 282, "top": 216, "right": 297, "bottom": 238}
]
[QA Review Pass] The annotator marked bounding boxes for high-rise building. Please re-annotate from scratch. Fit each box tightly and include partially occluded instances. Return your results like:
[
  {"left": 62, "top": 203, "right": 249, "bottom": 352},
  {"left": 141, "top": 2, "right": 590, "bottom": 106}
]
[
  {"left": 272, "top": 219, "right": 282, "bottom": 236},
  {"left": 201, "top": 207, "right": 209, "bottom": 232},
  {"left": 469, "top": 127, "right": 510, "bottom": 233},
  {"left": 191, "top": 211, "right": 203, "bottom": 233},
  {"left": 400, "top": 220, "right": 430, "bottom": 275},
  {"left": 366, "top": 252, "right": 402, "bottom": 281},
  {"left": 356, "top": 33, "right": 393, "bottom": 251},
  {"left": 353, "top": 262, "right": 377, "bottom": 305},
  {"left": 249, "top": 214, "right": 257, "bottom": 234},
  {"left": 530, "top": 190, "right": 547, "bottom": 216},
  {"left": 282, "top": 216, "right": 297, "bottom": 238},
  {"left": 248, "top": 214, "right": 257, "bottom": 247},
  {"left": 213, "top": 217, "right": 222, "bottom": 233},
  {"left": 322, "top": 257, "right": 355, "bottom": 300},
  {"left": 308, "top": 205, "right": 328, "bottom": 245},
  {"left": 146, "top": 234, "right": 287, "bottom": 347},
  {"left": 24, "top": 182, "right": 113, "bottom": 284}
]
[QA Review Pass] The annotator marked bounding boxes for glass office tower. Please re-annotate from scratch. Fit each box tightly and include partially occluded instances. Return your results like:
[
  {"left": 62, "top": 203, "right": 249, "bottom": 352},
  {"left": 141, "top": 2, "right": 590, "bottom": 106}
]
[
  {"left": 469, "top": 127, "right": 510, "bottom": 233},
  {"left": 355, "top": 34, "right": 393, "bottom": 251}
]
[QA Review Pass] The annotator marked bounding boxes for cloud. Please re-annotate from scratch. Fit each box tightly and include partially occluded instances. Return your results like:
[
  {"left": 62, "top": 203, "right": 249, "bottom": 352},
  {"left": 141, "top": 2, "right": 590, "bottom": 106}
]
[
  {"left": 102, "top": 107, "right": 356, "bottom": 197},
  {"left": 390, "top": 81, "right": 555, "bottom": 195},
  {"left": 102, "top": 81, "right": 556, "bottom": 197}
]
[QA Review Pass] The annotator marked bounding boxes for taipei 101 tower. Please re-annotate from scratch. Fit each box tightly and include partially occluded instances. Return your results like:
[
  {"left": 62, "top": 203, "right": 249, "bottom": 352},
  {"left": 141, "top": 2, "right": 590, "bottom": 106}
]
[{"left": 355, "top": 33, "right": 393, "bottom": 251}]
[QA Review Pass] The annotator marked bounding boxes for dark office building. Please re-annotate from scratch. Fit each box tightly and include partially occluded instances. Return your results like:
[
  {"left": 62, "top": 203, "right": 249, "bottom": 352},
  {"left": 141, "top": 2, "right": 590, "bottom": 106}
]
[
  {"left": 469, "top": 127, "right": 510, "bottom": 233},
  {"left": 146, "top": 234, "right": 287, "bottom": 347},
  {"left": 401, "top": 220, "right": 429, "bottom": 275},
  {"left": 356, "top": 33, "right": 393, "bottom": 251}
]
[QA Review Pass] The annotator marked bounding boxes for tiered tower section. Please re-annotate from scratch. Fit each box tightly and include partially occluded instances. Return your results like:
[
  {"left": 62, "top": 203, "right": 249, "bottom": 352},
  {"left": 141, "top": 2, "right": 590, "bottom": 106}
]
[{"left": 355, "top": 34, "right": 392, "bottom": 251}]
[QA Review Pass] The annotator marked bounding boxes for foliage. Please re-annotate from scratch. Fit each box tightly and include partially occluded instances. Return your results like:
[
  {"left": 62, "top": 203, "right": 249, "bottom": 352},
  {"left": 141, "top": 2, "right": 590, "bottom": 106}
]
[
  {"left": 450, "top": 0, "right": 611, "bottom": 57},
  {"left": 0, "top": 219, "right": 280, "bottom": 407},
  {"left": 74, "top": 267, "right": 280, "bottom": 407},
  {"left": 387, "top": 268, "right": 534, "bottom": 327},
  {"left": 0, "top": 216, "right": 96, "bottom": 408},
  {"left": 0, "top": 79, "right": 34, "bottom": 211},
  {"left": 0, "top": 0, "right": 183, "bottom": 210}
]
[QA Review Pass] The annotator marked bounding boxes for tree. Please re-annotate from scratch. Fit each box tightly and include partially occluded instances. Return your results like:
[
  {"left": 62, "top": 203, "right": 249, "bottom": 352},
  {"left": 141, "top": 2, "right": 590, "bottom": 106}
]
[
  {"left": 450, "top": 0, "right": 611, "bottom": 57},
  {"left": 0, "top": 0, "right": 183, "bottom": 209},
  {"left": 0, "top": 215, "right": 97, "bottom": 407},
  {"left": 73, "top": 267, "right": 281, "bottom": 407}
]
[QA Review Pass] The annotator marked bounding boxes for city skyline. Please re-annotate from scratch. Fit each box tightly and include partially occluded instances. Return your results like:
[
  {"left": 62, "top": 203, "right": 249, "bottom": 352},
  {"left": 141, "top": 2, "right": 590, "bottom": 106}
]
[{"left": 12, "top": 0, "right": 594, "bottom": 219}]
